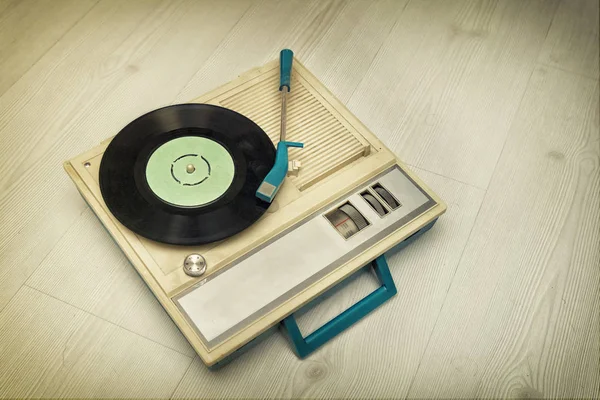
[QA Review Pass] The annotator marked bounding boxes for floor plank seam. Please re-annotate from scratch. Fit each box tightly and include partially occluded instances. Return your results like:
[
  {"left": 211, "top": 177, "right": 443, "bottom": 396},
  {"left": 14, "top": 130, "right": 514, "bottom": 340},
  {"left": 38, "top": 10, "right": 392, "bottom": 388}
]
[
  {"left": 300, "top": 0, "right": 350, "bottom": 62},
  {"left": 0, "top": 0, "right": 101, "bottom": 100},
  {"left": 22, "top": 284, "right": 195, "bottom": 360},
  {"left": 483, "top": 58, "right": 542, "bottom": 193},
  {"left": 0, "top": 1, "right": 18, "bottom": 21},
  {"left": 0, "top": 203, "right": 89, "bottom": 315},
  {"left": 542, "top": 0, "right": 560, "bottom": 43},
  {"left": 343, "top": 0, "right": 410, "bottom": 105},
  {"left": 169, "top": 356, "right": 197, "bottom": 399},
  {"left": 537, "top": 61, "right": 600, "bottom": 82},
  {"left": 0, "top": 286, "right": 23, "bottom": 325},
  {"left": 405, "top": 162, "right": 485, "bottom": 190},
  {"left": 537, "top": 0, "right": 599, "bottom": 82},
  {"left": 173, "top": 0, "right": 255, "bottom": 102},
  {"left": 403, "top": 190, "right": 487, "bottom": 399}
]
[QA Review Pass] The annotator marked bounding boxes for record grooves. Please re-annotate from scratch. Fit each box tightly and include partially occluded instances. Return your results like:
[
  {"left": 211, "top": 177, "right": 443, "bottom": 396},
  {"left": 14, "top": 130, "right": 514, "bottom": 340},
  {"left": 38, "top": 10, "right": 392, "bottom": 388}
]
[{"left": 99, "top": 104, "right": 276, "bottom": 245}]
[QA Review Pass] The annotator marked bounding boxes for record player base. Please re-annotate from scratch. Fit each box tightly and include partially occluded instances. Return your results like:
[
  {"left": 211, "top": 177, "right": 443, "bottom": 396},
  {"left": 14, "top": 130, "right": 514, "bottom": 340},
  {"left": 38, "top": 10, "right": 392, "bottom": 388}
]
[{"left": 64, "top": 58, "right": 446, "bottom": 367}]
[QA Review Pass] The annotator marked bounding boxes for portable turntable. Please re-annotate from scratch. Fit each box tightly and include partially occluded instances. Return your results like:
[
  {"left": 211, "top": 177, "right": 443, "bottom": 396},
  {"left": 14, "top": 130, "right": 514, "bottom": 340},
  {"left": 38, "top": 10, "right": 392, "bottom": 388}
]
[{"left": 64, "top": 50, "right": 446, "bottom": 368}]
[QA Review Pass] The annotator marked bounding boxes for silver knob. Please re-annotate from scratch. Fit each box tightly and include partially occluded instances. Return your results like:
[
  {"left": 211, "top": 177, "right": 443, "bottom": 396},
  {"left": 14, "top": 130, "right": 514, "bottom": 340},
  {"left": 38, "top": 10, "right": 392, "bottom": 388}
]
[{"left": 183, "top": 254, "right": 206, "bottom": 277}]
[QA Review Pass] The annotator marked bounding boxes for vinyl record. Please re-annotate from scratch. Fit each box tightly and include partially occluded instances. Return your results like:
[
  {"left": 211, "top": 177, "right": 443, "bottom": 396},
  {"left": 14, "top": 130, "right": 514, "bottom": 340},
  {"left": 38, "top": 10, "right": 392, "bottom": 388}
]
[{"left": 99, "top": 104, "right": 276, "bottom": 245}]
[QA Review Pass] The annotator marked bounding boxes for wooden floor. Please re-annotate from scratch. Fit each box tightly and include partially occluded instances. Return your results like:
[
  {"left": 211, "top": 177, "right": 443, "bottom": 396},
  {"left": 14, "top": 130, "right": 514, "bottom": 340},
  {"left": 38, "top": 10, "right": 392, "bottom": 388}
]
[{"left": 0, "top": 0, "right": 598, "bottom": 398}]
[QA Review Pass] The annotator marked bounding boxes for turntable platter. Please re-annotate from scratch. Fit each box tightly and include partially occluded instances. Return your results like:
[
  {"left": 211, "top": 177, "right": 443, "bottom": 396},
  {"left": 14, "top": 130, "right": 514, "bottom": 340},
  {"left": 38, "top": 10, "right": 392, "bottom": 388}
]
[{"left": 99, "top": 104, "right": 276, "bottom": 245}]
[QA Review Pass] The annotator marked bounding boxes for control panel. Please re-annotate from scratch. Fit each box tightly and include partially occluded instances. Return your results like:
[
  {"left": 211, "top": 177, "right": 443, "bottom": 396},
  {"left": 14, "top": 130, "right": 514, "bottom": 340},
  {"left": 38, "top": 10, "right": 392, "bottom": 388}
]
[
  {"left": 325, "top": 183, "right": 402, "bottom": 239},
  {"left": 175, "top": 166, "right": 435, "bottom": 347}
]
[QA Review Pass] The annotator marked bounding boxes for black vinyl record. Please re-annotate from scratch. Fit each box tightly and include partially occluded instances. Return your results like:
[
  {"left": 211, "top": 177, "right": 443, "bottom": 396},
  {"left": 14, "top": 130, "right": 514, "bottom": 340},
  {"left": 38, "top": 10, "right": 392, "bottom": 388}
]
[{"left": 99, "top": 104, "right": 275, "bottom": 245}]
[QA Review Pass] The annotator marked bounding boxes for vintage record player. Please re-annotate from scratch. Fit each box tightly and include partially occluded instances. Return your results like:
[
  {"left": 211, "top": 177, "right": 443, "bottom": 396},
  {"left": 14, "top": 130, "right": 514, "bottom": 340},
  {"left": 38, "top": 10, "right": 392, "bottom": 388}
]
[{"left": 64, "top": 50, "right": 446, "bottom": 368}]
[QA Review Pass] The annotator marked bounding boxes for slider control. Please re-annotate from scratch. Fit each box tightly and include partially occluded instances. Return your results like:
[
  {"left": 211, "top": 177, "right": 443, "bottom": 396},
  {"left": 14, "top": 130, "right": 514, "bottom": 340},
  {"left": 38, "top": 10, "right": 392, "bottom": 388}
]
[
  {"left": 325, "top": 202, "right": 369, "bottom": 239},
  {"left": 372, "top": 184, "right": 401, "bottom": 210},
  {"left": 361, "top": 191, "right": 388, "bottom": 216}
]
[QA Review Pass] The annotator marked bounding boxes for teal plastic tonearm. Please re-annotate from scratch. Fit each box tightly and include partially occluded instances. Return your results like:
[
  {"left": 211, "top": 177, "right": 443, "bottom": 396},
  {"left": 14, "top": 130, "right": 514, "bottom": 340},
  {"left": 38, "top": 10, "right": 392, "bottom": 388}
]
[
  {"left": 256, "top": 140, "right": 303, "bottom": 202},
  {"left": 279, "top": 48, "right": 293, "bottom": 90},
  {"left": 256, "top": 49, "right": 303, "bottom": 203}
]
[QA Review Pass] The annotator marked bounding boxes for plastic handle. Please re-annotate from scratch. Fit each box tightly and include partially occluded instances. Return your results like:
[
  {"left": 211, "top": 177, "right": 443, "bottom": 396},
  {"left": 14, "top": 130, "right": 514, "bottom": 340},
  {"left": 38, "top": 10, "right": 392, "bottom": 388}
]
[
  {"left": 279, "top": 49, "right": 294, "bottom": 91},
  {"left": 282, "top": 255, "right": 397, "bottom": 358}
]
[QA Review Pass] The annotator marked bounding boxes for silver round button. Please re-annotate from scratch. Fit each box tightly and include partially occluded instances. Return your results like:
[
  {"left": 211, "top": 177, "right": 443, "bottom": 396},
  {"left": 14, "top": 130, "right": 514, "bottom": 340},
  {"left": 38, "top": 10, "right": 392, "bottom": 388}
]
[{"left": 183, "top": 254, "right": 206, "bottom": 277}]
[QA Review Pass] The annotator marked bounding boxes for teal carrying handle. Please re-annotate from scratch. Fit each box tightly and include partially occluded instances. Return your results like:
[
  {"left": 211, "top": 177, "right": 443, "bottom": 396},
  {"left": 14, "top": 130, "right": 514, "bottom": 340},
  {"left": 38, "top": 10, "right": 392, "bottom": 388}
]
[
  {"left": 279, "top": 49, "right": 294, "bottom": 90},
  {"left": 282, "top": 255, "right": 397, "bottom": 358},
  {"left": 255, "top": 140, "right": 303, "bottom": 202}
]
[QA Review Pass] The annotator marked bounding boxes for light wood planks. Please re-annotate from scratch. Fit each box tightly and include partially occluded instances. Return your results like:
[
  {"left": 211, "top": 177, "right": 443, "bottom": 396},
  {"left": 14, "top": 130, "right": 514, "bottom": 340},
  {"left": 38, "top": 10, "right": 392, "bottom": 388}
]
[
  {"left": 26, "top": 209, "right": 196, "bottom": 356},
  {"left": 299, "top": 0, "right": 408, "bottom": 104},
  {"left": 176, "top": 0, "right": 408, "bottom": 105},
  {"left": 0, "top": 286, "right": 192, "bottom": 398},
  {"left": 175, "top": 0, "right": 337, "bottom": 101},
  {"left": 0, "top": 0, "right": 97, "bottom": 96},
  {"left": 407, "top": 66, "right": 599, "bottom": 399},
  {"left": 346, "top": 0, "right": 559, "bottom": 189},
  {"left": 0, "top": 1, "right": 16, "bottom": 16},
  {"left": 538, "top": 0, "right": 599, "bottom": 79},
  {"left": 171, "top": 167, "right": 485, "bottom": 398}
]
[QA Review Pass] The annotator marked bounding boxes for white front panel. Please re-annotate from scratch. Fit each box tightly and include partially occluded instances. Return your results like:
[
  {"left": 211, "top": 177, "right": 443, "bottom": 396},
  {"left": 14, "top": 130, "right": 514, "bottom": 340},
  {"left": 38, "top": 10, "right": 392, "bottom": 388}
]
[{"left": 176, "top": 166, "right": 434, "bottom": 345}]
